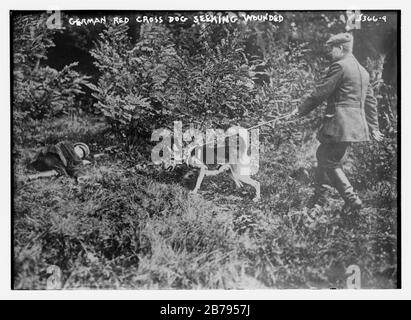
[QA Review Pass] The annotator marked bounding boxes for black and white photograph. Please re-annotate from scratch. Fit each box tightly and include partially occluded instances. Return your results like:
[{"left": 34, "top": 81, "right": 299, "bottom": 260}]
[{"left": 10, "top": 8, "right": 400, "bottom": 292}]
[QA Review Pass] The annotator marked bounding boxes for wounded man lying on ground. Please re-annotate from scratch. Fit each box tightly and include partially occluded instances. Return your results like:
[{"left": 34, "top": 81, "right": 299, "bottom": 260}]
[{"left": 26, "top": 141, "right": 92, "bottom": 181}]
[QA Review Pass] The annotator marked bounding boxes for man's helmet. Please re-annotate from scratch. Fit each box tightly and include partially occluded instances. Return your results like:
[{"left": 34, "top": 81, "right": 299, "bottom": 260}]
[{"left": 74, "top": 142, "right": 90, "bottom": 159}]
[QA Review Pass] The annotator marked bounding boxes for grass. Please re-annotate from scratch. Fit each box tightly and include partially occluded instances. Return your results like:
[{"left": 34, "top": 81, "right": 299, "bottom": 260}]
[{"left": 13, "top": 116, "right": 398, "bottom": 289}]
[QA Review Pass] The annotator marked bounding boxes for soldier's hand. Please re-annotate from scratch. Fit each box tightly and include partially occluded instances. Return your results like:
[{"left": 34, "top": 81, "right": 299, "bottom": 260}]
[{"left": 371, "top": 130, "right": 384, "bottom": 142}]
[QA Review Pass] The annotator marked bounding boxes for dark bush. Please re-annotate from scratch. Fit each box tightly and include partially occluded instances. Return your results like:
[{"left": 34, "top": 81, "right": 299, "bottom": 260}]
[{"left": 13, "top": 14, "right": 90, "bottom": 144}]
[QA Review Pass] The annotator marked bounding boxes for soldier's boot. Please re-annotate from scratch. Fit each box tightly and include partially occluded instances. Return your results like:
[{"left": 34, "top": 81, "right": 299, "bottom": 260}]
[
  {"left": 326, "top": 167, "right": 362, "bottom": 212},
  {"left": 308, "top": 167, "right": 329, "bottom": 208}
]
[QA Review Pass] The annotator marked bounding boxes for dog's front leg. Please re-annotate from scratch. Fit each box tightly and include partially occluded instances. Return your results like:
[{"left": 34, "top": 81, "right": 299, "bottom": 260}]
[
  {"left": 253, "top": 180, "right": 261, "bottom": 202},
  {"left": 190, "top": 166, "right": 206, "bottom": 194}
]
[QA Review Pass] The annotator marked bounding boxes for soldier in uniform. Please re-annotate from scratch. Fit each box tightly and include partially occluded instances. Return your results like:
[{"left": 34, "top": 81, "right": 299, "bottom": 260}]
[
  {"left": 293, "top": 33, "right": 383, "bottom": 212},
  {"left": 27, "top": 141, "right": 91, "bottom": 181}
]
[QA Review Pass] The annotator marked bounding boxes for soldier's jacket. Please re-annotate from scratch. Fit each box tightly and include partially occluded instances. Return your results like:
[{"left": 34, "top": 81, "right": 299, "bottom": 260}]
[
  {"left": 298, "top": 53, "right": 379, "bottom": 143},
  {"left": 28, "top": 141, "right": 84, "bottom": 177}
]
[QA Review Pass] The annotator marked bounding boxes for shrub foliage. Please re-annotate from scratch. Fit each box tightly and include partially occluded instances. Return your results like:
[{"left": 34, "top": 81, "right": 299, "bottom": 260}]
[{"left": 13, "top": 14, "right": 90, "bottom": 135}]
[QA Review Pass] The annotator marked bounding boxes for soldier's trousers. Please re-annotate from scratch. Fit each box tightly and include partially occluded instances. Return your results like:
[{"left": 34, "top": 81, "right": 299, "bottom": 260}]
[
  {"left": 316, "top": 142, "right": 349, "bottom": 169},
  {"left": 314, "top": 142, "right": 359, "bottom": 205}
]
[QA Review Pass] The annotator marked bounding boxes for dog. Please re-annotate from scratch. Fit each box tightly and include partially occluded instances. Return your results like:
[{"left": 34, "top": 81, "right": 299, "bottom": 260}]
[{"left": 166, "top": 128, "right": 260, "bottom": 202}]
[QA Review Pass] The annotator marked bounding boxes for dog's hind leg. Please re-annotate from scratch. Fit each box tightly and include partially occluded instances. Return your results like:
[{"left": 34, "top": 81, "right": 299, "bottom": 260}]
[{"left": 237, "top": 175, "right": 261, "bottom": 202}]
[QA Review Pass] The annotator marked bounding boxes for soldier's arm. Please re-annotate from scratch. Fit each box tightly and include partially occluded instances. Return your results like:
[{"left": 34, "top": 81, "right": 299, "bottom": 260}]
[
  {"left": 364, "top": 84, "right": 379, "bottom": 132},
  {"left": 26, "top": 170, "right": 59, "bottom": 181},
  {"left": 298, "top": 62, "right": 343, "bottom": 116}
]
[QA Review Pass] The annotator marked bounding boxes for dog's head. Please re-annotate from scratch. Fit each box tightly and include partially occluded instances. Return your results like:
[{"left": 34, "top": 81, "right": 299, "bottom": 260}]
[{"left": 161, "top": 143, "right": 188, "bottom": 171}]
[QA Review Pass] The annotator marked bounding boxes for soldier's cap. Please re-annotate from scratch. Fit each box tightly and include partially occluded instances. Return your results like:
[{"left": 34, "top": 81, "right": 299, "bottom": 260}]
[
  {"left": 326, "top": 33, "right": 353, "bottom": 47},
  {"left": 74, "top": 142, "right": 90, "bottom": 158}
]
